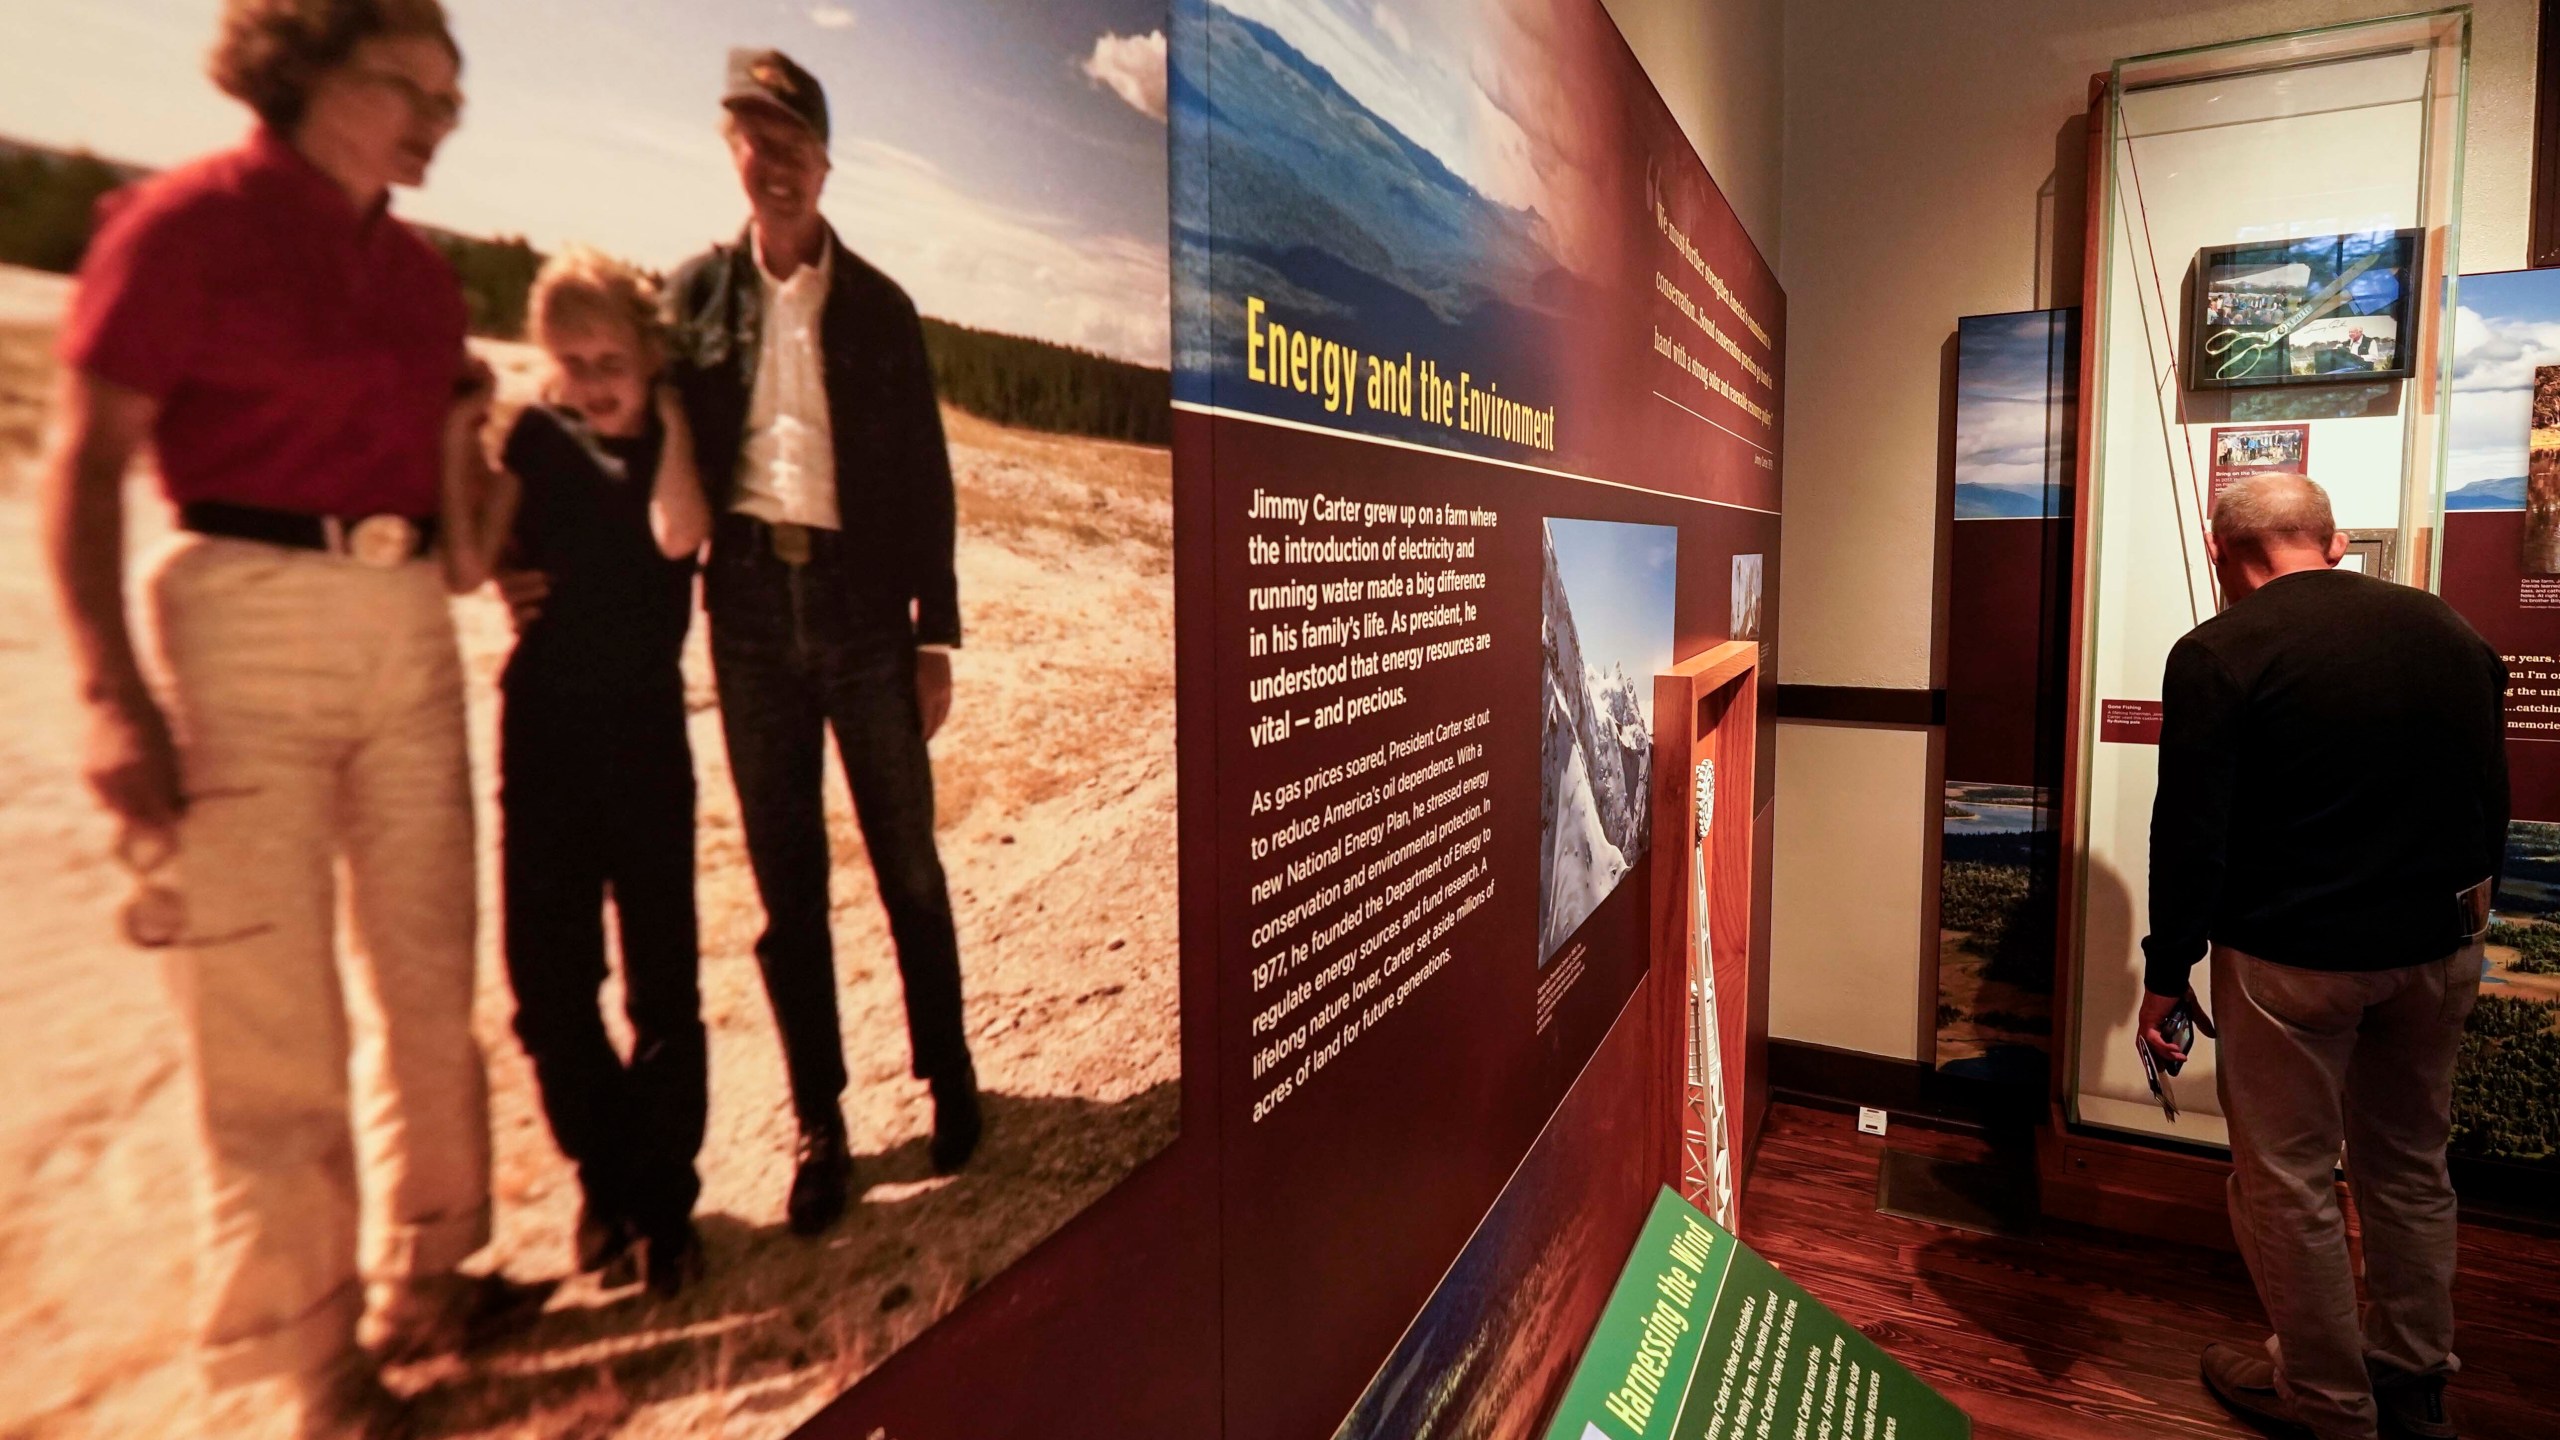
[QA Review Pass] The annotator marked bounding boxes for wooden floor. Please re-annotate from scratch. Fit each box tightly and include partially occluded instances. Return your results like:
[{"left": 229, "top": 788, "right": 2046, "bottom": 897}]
[{"left": 1736, "top": 1104, "right": 2560, "bottom": 1440}]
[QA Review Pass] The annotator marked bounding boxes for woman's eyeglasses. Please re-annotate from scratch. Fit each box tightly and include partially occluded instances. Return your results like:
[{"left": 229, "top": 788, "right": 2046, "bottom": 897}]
[{"left": 348, "top": 67, "right": 465, "bottom": 127}]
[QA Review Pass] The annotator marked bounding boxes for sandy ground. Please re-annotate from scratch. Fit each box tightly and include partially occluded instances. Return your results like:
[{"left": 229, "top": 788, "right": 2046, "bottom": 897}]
[
  {"left": 2482, "top": 945, "right": 2560, "bottom": 1009},
  {"left": 0, "top": 265, "right": 1179, "bottom": 1439}
]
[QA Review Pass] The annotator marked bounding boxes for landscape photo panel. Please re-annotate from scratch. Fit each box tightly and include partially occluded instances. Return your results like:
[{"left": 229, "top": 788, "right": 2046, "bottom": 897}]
[
  {"left": 2437, "top": 270, "right": 2560, "bottom": 1175},
  {"left": 1939, "top": 309, "right": 2075, "bottom": 1082}
]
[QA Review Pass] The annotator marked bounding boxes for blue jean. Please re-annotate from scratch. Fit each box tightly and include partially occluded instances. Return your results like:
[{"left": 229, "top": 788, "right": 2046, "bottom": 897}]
[{"left": 706, "top": 515, "right": 969, "bottom": 1132}]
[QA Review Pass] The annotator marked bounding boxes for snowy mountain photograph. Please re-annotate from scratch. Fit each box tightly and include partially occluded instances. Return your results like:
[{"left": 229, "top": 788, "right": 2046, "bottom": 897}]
[{"left": 1539, "top": 518, "right": 1678, "bottom": 965}]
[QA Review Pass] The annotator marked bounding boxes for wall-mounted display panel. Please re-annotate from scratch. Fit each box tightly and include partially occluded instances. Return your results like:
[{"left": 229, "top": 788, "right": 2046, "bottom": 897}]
[
  {"left": 2439, "top": 267, "right": 2560, "bottom": 1181},
  {"left": 1937, "top": 309, "right": 2077, "bottom": 1086},
  {"left": 1176, "top": 0, "right": 1783, "bottom": 1431},
  {"left": 3, "top": 0, "right": 1790, "bottom": 1433},
  {"left": 0, "top": 7, "right": 1193, "bottom": 1437}
]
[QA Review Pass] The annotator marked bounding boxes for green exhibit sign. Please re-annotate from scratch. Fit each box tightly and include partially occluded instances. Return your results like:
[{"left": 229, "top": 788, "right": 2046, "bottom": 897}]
[{"left": 1545, "top": 1189, "right": 1971, "bottom": 1440}]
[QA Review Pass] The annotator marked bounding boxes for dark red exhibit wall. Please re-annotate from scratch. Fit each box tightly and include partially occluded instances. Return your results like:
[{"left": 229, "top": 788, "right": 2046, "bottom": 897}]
[
  {"left": 2443, "top": 510, "right": 2560, "bottom": 821},
  {"left": 1205, "top": 414, "right": 1775, "bottom": 1440},
  {"left": 795, "top": 409, "right": 1778, "bottom": 1440},
  {"left": 1944, "top": 517, "right": 2071, "bottom": 787}
]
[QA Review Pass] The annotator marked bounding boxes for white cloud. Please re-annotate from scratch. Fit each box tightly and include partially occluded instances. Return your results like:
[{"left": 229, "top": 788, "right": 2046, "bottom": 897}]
[
  {"left": 809, "top": 5, "right": 855, "bottom": 30},
  {"left": 1371, "top": 3, "right": 1412, "bottom": 53},
  {"left": 2447, "top": 302, "right": 2560, "bottom": 489},
  {"left": 1081, "top": 30, "right": 1168, "bottom": 123},
  {"left": 2451, "top": 303, "right": 2560, "bottom": 395},
  {"left": 827, "top": 136, "right": 1169, "bottom": 367},
  {"left": 412, "top": 105, "right": 1168, "bottom": 369},
  {"left": 1220, "top": 0, "right": 1541, "bottom": 214},
  {"left": 1956, "top": 393, "right": 2066, "bottom": 494}
]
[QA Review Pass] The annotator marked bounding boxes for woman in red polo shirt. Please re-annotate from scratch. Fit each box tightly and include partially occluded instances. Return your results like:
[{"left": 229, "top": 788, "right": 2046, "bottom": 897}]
[{"left": 38, "top": 2, "right": 506, "bottom": 1433}]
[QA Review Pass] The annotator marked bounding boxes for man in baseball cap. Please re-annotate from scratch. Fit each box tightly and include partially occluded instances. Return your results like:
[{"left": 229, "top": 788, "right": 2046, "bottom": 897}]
[
  {"left": 722, "top": 46, "right": 828, "bottom": 146},
  {"left": 657, "top": 46, "right": 980, "bottom": 1241}
]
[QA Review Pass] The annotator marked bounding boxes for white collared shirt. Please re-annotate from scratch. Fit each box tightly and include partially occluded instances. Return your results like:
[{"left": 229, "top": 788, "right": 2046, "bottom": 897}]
[{"left": 731, "top": 232, "right": 839, "bottom": 530}]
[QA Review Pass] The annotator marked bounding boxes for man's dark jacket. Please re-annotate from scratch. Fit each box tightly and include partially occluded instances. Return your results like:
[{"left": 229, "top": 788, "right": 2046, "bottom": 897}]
[{"left": 663, "top": 226, "right": 960, "bottom": 647}]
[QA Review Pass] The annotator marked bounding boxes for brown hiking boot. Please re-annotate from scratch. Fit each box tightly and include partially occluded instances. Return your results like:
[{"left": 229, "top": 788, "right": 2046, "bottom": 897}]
[{"left": 2201, "top": 1340, "right": 2312, "bottom": 1437}]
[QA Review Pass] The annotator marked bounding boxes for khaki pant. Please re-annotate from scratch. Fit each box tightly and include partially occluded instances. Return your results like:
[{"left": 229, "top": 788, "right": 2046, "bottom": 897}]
[
  {"left": 2213, "top": 944, "right": 2480, "bottom": 1440},
  {"left": 148, "top": 536, "right": 490, "bottom": 1385}
]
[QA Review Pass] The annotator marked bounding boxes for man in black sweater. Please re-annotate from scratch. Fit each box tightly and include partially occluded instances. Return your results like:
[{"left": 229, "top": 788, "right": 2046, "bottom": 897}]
[{"left": 2142, "top": 474, "right": 2505, "bottom": 1440}]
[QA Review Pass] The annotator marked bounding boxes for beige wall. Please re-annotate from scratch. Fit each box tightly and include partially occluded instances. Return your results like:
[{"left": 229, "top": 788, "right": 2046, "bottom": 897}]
[
  {"left": 1770, "top": 722, "right": 1936, "bottom": 1059},
  {"left": 1769, "top": 0, "right": 2540, "bottom": 1057},
  {"left": 1602, "top": 0, "right": 1786, "bottom": 260},
  {"left": 1782, "top": 0, "right": 2533, "bottom": 691}
]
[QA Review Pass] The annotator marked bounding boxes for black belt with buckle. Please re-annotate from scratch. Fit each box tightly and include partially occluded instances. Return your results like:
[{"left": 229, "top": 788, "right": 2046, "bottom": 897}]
[
  {"left": 722, "top": 512, "right": 838, "bottom": 567},
  {"left": 181, "top": 502, "right": 439, "bottom": 567}
]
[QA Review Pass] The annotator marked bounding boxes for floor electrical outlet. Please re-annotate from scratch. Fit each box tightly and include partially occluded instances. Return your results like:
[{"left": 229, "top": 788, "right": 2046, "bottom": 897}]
[{"left": 1857, "top": 1107, "right": 1889, "bottom": 1137}]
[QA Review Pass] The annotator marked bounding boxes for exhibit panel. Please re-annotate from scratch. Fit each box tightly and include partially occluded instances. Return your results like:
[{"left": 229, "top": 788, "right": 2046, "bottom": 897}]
[
  {"left": 1937, "top": 309, "right": 2076, "bottom": 1086},
  {"left": 2439, "top": 267, "right": 2560, "bottom": 1180},
  {"left": 1, "top": 7, "right": 1210, "bottom": 1439},
  {"left": 2067, "top": 13, "right": 2470, "bottom": 1148},
  {"left": 1174, "top": 0, "right": 1782, "bottom": 1433},
  {"left": 0, "top": 0, "right": 1807, "bottom": 1429}
]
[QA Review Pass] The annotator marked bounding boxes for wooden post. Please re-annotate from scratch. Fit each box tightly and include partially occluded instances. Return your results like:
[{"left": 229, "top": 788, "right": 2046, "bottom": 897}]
[{"left": 1652, "top": 641, "right": 1762, "bottom": 1224}]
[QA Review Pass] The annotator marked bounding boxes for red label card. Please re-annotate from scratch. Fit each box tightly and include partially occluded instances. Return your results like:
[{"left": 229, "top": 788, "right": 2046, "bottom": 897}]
[{"left": 2099, "top": 698, "right": 2164, "bottom": 744}]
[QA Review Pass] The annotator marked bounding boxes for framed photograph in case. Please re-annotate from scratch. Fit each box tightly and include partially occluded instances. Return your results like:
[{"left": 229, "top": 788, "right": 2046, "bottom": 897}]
[
  {"left": 2340, "top": 528, "right": 2399, "bottom": 578},
  {"left": 2186, "top": 228, "right": 2422, "bottom": 390},
  {"left": 2207, "top": 422, "right": 2310, "bottom": 503}
]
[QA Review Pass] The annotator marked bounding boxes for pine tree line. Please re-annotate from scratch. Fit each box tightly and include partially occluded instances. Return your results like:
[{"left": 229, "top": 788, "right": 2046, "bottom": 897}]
[
  {"left": 921, "top": 317, "right": 1170, "bottom": 446},
  {"left": 2, "top": 144, "right": 1170, "bottom": 446}
]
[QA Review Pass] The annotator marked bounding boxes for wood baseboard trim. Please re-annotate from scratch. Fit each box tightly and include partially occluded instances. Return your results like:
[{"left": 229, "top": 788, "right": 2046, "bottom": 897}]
[
  {"left": 1771, "top": 685, "right": 1945, "bottom": 727},
  {"left": 1766, "top": 1039, "right": 2042, "bottom": 1134}
]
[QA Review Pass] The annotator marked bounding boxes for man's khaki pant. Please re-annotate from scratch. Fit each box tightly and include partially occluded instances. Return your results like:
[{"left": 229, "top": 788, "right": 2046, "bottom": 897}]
[
  {"left": 148, "top": 537, "right": 490, "bottom": 1385},
  {"left": 2212, "top": 944, "right": 2480, "bottom": 1440}
]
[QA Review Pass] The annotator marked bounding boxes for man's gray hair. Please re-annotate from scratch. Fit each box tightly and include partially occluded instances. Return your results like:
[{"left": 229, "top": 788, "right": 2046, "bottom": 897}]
[{"left": 2211, "top": 472, "right": 2337, "bottom": 554}]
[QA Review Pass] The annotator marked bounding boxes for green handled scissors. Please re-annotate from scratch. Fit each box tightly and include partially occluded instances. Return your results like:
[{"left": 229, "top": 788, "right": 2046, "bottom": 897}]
[{"left": 2203, "top": 249, "right": 2386, "bottom": 380}]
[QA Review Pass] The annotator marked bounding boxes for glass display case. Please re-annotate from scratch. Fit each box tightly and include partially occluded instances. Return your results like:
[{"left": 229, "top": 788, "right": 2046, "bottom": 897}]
[{"left": 2063, "top": 12, "right": 2471, "bottom": 1148}]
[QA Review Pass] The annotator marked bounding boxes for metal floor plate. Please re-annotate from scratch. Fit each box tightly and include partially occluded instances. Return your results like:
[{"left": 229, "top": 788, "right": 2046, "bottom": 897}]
[{"left": 1875, "top": 1148, "right": 2037, "bottom": 1237}]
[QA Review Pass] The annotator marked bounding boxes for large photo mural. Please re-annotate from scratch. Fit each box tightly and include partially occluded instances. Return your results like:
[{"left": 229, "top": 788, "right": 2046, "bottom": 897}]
[
  {"left": 1, "top": 0, "right": 1786, "bottom": 1435},
  {"left": 0, "top": 2, "right": 1175, "bottom": 1435}
]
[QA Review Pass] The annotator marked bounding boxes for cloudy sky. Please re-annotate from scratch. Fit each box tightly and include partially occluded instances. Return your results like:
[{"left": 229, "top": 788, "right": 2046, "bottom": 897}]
[
  {"left": 1546, "top": 517, "right": 1675, "bottom": 726},
  {"left": 0, "top": 0, "right": 1171, "bottom": 365},
  {"left": 1216, "top": 0, "right": 1668, "bottom": 277},
  {"left": 1954, "top": 309, "right": 2073, "bottom": 512},
  {"left": 2448, "top": 270, "right": 2560, "bottom": 499},
  {"left": 1216, "top": 0, "right": 1539, "bottom": 211}
]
